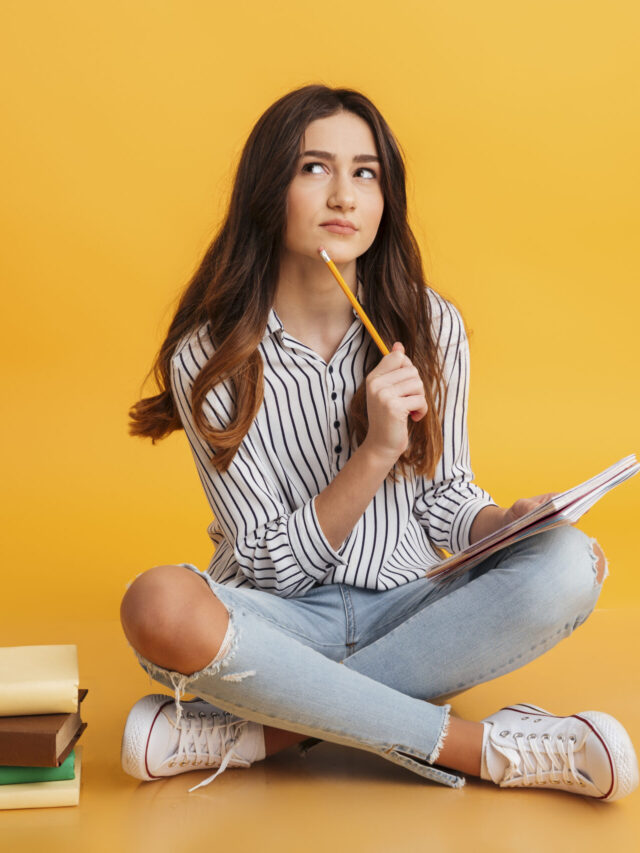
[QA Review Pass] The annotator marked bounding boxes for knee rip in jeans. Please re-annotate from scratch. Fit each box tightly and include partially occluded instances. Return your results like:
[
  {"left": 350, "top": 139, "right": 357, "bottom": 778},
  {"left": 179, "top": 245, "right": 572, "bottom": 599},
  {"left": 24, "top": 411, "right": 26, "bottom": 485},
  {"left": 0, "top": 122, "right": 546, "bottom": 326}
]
[
  {"left": 131, "top": 599, "right": 252, "bottom": 724},
  {"left": 589, "top": 538, "right": 609, "bottom": 587}
]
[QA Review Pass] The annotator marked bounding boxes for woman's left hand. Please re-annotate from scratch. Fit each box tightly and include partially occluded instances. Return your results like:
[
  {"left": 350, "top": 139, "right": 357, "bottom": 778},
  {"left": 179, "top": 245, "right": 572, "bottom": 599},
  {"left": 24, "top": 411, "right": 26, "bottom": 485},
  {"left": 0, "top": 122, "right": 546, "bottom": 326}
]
[
  {"left": 470, "top": 492, "right": 564, "bottom": 544},
  {"left": 502, "top": 493, "right": 560, "bottom": 527}
]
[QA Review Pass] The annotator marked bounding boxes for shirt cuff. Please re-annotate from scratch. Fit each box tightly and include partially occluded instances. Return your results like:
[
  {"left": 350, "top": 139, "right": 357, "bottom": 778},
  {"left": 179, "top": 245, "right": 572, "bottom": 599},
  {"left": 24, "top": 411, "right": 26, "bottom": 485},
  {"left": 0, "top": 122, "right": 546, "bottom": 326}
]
[
  {"left": 287, "top": 495, "right": 347, "bottom": 582},
  {"left": 450, "top": 496, "right": 499, "bottom": 553}
]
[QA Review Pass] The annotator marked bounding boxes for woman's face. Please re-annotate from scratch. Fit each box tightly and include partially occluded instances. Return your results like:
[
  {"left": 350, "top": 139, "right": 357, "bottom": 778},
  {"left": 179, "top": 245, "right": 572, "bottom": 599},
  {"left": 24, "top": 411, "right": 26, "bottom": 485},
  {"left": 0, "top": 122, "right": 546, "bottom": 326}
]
[{"left": 284, "top": 111, "right": 384, "bottom": 266}]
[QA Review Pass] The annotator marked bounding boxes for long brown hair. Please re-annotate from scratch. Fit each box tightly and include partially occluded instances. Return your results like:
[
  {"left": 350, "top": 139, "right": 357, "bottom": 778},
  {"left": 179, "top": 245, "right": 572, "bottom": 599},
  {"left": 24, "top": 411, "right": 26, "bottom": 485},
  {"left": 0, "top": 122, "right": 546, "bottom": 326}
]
[{"left": 129, "top": 84, "right": 446, "bottom": 481}]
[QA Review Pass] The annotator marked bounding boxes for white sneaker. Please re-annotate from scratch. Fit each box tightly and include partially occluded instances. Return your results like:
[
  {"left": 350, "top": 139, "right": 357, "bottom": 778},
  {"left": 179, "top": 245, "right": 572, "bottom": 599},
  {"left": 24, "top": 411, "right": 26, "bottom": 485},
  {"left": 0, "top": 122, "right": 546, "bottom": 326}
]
[
  {"left": 121, "top": 694, "right": 265, "bottom": 792},
  {"left": 480, "top": 703, "right": 639, "bottom": 801}
]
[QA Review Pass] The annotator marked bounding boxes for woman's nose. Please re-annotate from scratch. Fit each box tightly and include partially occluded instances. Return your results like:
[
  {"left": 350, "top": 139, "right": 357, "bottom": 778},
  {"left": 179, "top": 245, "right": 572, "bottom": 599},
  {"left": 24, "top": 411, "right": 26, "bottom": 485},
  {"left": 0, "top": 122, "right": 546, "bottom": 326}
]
[{"left": 328, "top": 173, "right": 356, "bottom": 210}]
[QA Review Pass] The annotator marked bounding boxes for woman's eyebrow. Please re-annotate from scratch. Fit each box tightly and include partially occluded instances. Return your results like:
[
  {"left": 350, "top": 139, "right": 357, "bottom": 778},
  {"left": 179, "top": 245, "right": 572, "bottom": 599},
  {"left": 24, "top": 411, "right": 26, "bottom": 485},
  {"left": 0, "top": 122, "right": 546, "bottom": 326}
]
[{"left": 299, "top": 149, "right": 380, "bottom": 164}]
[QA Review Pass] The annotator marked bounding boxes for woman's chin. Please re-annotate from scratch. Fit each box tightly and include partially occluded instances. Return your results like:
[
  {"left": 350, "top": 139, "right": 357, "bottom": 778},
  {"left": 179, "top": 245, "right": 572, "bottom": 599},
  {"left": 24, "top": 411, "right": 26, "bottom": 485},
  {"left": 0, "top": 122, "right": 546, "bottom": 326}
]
[{"left": 321, "top": 245, "right": 359, "bottom": 265}]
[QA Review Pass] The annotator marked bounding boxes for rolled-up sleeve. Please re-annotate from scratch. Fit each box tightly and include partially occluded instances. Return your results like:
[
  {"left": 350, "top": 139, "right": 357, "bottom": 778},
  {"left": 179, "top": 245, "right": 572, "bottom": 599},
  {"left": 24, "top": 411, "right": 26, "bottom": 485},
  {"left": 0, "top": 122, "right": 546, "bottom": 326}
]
[
  {"left": 413, "top": 301, "right": 497, "bottom": 554},
  {"left": 170, "top": 353, "right": 346, "bottom": 597}
]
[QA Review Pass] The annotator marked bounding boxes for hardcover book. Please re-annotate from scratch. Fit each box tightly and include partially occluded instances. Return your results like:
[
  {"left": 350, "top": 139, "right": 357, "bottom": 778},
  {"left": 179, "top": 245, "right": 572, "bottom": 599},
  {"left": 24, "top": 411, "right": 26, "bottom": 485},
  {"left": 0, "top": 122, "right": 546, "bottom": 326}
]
[{"left": 0, "top": 689, "right": 87, "bottom": 767}]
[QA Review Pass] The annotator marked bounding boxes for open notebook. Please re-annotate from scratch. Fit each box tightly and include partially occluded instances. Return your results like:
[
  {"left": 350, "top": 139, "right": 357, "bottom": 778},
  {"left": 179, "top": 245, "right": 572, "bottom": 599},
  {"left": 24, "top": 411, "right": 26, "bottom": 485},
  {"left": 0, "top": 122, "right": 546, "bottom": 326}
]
[{"left": 426, "top": 454, "right": 639, "bottom": 582}]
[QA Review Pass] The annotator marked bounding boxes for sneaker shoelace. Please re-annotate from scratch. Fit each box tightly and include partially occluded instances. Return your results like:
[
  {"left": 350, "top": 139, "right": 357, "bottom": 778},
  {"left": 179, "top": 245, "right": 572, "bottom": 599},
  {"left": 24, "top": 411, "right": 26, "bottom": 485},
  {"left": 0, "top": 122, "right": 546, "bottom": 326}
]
[
  {"left": 502, "top": 730, "right": 588, "bottom": 787},
  {"left": 167, "top": 709, "right": 251, "bottom": 792}
]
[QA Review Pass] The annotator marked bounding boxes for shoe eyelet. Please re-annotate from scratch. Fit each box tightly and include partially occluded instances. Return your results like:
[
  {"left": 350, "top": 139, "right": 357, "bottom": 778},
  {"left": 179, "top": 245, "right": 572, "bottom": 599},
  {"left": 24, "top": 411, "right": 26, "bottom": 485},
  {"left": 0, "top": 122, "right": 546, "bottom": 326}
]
[
  {"left": 187, "top": 712, "right": 194, "bottom": 718},
  {"left": 533, "top": 718, "right": 541, "bottom": 723},
  {"left": 168, "top": 760, "right": 176, "bottom": 767},
  {"left": 541, "top": 734, "right": 550, "bottom": 740},
  {"left": 500, "top": 730, "right": 510, "bottom": 737},
  {"left": 569, "top": 735, "right": 577, "bottom": 743},
  {"left": 199, "top": 711, "right": 206, "bottom": 717},
  {"left": 527, "top": 733, "right": 537, "bottom": 739},
  {"left": 514, "top": 732, "right": 523, "bottom": 738},
  {"left": 180, "top": 760, "right": 189, "bottom": 766}
]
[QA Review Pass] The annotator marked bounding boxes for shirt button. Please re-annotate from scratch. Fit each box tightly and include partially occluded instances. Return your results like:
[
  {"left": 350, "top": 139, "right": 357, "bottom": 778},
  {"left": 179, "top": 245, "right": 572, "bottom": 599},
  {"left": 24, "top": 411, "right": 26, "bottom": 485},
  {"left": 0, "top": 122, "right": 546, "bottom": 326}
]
[
  {"left": 333, "top": 420, "right": 340, "bottom": 428},
  {"left": 335, "top": 445, "right": 342, "bottom": 453},
  {"left": 331, "top": 392, "right": 337, "bottom": 400},
  {"left": 328, "top": 366, "right": 334, "bottom": 374}
]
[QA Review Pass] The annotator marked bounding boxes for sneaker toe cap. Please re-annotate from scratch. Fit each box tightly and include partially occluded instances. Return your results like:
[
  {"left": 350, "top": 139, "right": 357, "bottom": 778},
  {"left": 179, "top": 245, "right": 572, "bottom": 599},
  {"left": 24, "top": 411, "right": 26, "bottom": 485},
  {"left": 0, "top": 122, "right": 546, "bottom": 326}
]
[{"left": 580, "top": 712, "right": 640, "bottom": 800}]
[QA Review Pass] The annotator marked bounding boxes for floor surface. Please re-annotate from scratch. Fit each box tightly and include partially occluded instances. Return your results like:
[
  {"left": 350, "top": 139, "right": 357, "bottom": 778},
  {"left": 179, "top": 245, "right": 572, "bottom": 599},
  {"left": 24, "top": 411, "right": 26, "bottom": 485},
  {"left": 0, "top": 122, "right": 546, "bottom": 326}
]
[{"left": 1, "top": 609, "right": 639, "bottom": 853}]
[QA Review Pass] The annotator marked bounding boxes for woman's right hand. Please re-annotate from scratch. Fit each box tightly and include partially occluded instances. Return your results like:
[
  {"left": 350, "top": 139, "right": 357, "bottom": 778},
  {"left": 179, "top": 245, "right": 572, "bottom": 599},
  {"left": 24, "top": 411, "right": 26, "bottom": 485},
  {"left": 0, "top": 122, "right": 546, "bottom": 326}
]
[{"left": 363, "top": 342, "right": 428, "bottom": 463}]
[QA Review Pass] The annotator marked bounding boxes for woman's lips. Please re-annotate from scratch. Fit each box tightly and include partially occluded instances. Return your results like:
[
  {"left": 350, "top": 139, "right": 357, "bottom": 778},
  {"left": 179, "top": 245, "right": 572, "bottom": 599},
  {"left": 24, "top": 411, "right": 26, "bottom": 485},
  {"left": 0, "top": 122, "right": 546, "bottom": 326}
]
[{"left": 321, "top": 223, "right": 357, "bottom": 235}]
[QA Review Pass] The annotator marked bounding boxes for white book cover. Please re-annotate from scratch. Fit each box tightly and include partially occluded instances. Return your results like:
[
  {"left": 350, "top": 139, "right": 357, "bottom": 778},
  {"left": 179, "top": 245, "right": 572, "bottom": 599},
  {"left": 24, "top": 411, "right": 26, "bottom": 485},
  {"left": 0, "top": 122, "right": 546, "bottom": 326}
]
[{"left": 0, "top": 645, "right": 79, "bottom": 716}]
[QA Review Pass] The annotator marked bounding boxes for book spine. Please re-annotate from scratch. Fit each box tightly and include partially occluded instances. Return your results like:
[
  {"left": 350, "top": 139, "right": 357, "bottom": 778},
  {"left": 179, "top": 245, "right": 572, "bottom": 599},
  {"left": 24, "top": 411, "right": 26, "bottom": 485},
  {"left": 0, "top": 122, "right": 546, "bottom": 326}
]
[
  {"left": 0, "top": 784, "right": 80, "bottom": 809},
  {"left": 0, "top": 730, "right": 57, "bottom": 767},
  {"left": 0, "top": 681, "right": 78, "bottom": 716}
]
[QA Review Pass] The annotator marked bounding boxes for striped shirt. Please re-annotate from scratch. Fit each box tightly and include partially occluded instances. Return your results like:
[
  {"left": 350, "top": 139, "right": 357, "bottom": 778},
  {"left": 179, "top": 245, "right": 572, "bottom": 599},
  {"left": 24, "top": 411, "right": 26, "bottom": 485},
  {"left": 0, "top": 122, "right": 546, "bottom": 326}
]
[{"left": 170, "top": 286, "right": 497, "bottom": 598}]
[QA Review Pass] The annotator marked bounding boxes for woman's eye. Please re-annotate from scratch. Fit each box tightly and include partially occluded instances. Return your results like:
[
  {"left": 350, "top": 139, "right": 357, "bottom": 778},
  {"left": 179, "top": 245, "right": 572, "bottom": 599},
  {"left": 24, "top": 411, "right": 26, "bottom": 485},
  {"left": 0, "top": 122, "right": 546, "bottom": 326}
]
[
  {"left": 302, "top": 162, "right": 326, "bottom": 175},
  {"left": 301, "top": 162, "right": 377, "bottom": 179}
]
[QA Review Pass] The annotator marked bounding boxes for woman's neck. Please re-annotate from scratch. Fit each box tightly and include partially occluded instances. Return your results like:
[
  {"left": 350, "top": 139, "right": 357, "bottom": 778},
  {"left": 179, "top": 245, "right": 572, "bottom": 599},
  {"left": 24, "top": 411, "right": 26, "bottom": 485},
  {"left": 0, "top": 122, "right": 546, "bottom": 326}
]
[{"left": 273, "top": 252, "right": 357, "bottom": 342}]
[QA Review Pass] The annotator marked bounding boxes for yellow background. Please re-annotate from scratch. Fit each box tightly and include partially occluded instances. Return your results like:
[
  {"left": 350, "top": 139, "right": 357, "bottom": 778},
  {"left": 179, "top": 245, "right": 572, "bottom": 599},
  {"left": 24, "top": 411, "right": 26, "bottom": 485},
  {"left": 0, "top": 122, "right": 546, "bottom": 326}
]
[{"left": 1, "top": 0, "right": 639, "bottom": 622}]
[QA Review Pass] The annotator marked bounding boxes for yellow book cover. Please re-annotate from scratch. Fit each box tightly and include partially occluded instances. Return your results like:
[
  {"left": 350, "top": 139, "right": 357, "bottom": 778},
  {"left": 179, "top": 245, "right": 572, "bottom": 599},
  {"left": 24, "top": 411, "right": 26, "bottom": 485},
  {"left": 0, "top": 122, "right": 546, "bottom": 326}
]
[
  {"left": 0, "top": 745, "right": 82, "bottom": 809},
  {"left": 0, "top": 645, "right": 79, "bottom": 716}
]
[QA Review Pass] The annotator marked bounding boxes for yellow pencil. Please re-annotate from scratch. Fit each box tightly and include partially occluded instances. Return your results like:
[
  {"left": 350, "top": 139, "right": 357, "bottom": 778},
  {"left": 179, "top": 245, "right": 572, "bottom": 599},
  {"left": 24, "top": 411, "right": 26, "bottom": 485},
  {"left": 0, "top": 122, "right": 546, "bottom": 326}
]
[
  {"left": 318, "top": 247, "right": 390, "bottom": 356},
  {"left": 318, "top": 247, "right": 419, "bottom": 419}
]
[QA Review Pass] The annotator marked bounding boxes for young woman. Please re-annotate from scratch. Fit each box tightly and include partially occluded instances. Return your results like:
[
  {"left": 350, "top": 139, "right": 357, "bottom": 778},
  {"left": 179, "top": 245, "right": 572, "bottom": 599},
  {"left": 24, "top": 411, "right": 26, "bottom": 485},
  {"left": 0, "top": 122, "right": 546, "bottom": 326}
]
[{"left": 120, "top": 85, "right": 638, "bottom": 799}]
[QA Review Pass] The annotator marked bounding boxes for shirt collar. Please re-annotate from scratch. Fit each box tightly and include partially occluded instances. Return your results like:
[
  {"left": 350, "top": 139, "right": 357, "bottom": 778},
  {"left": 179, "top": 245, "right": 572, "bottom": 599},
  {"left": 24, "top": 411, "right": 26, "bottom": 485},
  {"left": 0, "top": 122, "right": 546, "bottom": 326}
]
[{"left": 264, "top": 279, "right": 366, "bottom": 342}]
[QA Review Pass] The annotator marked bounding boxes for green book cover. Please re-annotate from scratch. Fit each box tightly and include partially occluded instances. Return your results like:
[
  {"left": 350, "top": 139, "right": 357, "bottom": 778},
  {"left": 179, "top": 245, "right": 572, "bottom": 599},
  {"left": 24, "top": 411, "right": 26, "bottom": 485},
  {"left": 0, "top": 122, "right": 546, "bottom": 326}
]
[{"left": 0, "top": 750, "right": 75, "bottom": 784}]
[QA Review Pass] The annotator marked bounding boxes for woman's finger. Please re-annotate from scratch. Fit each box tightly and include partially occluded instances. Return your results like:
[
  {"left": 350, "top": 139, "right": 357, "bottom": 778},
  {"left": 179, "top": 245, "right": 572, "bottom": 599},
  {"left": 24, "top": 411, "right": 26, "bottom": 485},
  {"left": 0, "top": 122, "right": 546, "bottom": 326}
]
[{"left": 534, "top": 492, "right": 559, "bottom": 504}]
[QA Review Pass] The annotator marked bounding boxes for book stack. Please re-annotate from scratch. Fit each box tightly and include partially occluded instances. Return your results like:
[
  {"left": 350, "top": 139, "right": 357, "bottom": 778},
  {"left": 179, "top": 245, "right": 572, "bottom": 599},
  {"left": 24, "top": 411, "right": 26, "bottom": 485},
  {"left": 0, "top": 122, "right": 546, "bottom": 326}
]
[{"left": 0, "top": 645, "right": 87, "bottom": 809}]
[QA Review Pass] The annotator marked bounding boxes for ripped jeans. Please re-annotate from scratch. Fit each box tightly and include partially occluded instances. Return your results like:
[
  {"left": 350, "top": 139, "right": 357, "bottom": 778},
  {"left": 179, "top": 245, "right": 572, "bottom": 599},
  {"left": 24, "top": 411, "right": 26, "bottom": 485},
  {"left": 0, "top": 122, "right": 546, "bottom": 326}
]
[{"left": 131, "top": 526, "right": 607, "bottom": 790}]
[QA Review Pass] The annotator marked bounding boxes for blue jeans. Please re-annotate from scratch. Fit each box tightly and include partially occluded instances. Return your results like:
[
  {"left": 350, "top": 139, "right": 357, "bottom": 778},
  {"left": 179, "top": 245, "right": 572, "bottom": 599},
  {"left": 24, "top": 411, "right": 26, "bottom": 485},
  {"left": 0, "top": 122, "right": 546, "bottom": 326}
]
[{"left": 132, "top": 526, "right": 606, "bottom": 789}]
